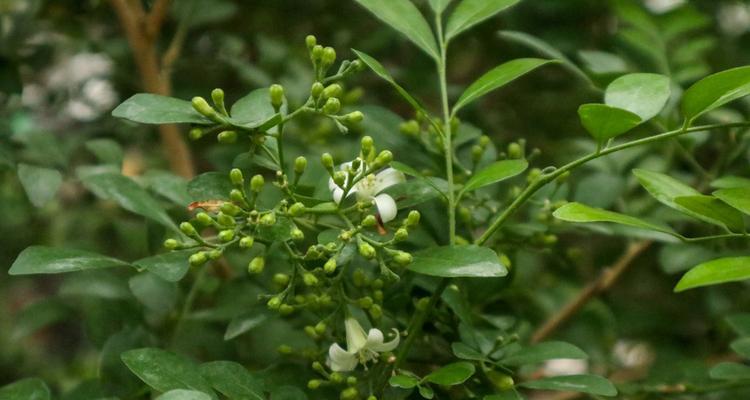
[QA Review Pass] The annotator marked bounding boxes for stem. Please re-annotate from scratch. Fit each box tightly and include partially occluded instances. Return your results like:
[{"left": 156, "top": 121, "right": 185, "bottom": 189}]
[{"left": 477, "top": 121, "right": 750, "bottom": 245}]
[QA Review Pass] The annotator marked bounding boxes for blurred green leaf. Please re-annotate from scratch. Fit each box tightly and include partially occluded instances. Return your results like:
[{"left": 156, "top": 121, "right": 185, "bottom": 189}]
[
  {"left": 446, "top": 0, "right": 520, "bottom": 41},
  {"left": 353, "top": 50, "right": 430, "bottom": 117},
  {"left": 0, "top": 378, "right": 51, "bottom": 400},
  {"left": 129, "top": 272, "right": 177, "bottom": 314},
  {"left": 519, "top": 375, "right": 617, "bottom": 396},
  {"left": 714, "top": 187, "right": 750, "bottom": 216},
  {"left": 354, "top": 0, "right": 439, "bottom": 60},
  {"left": 143, "top": 170, "right": 191, "bottom": 206},
  {"left": 389, "top": 374, "right": 419, "bottom": 389},
  {"left": 409, "top": 245, "right": 508, "bottom": 277},
  {"left": 121, "top": 348, "right": 217, "bottom": 398},
  {"left": 12, "top": 299, "right": 71, "bottom": 341},
  {"left": 709, "top": 362, "right": 750, "bottom": 380},
  {"left": 498, "top": 30, "right": 591, "bottom": 85},
  {"left": 112, "top": 94, "right": 212, "bottom": 125},
  {"left": 499, "top": 341, "right": 588, "bottom": 366},
  {"left": 224, "top": 312, "right": 270, "bottom": 340},
  {"left": 604, "top": 73, "right": 671, "bottom": 121},
  {"left": 423, "top": 362, "right": 475, "bottom": 385},
  {"left": 674, "top": 195, "right": 745, "bottom": 232},
  {"left": 578, "top": 104, "right": 641, "bottom": 144},
  {"left": 553, "top": 202, "right": 676, "bottom": 235},
  {"left": 731, "top": 338, "right": 750, "bottom": 359},
  {"left": 10, "top": 246, "right": 131, "bottom": 275},
  {"left": 428, "top": 0, "right": 453, "bottom": 14},
  {"left": 133, "top": 251, "right": 192, "bottom": 282},
  {"left": 200, "top": 361, "right": 264, "bottom": 399},
  {"left": 156, "top": 390, "right": 212, "bottom": 400},
  {"left": 711, "top": 176, "right": 750, "bottom": 189},
  {"left": 188, "top": 172, "right": 233, "bottom": 201},
  {"left": 461, "top": 159, "right": 527, "bottom": 195},
  {"left": 172, "top": 0, "right": 237, "bottom": 27},
  {"left": 17, "top": 163, "right": 62, "bottom": 207},
  {"left": 675, "top": 257, "right": 750, "bottom": 292},
  {"left": 632, "top": 168, "right": 701, "bottom": 214},
  {"left": 682, "top": 66, "right": 750, "bottom": 123},
  {"left": 85, "top": 139, "right": 124, "bottom": 166}
]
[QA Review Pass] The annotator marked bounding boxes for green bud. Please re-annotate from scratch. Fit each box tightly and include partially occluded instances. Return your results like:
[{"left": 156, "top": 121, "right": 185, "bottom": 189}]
[
  {"left": 369, "top": 304, "right": 383, "bottom": 320},
  {"left": 207, "top": 249, "right": 222, "bottom": 260},
  {"left": 399, "top": 120, "right": 420, "bottom": 136},
  {"left": 303, "top": 273, "right": 319, "bottom": 286},
  {"left": 219, "top": 229, "right": 235, "bottom": 242},
  {"left": 322, "top": 47, "right": 336, "bottom": 65},
  {"left": 260, "top": 212, "right": 276, "bottom": 226},
  {"left": 189, "top": 252, "right": 207, "bottom": 266},
  {"left": 311, "top": 82, "right": 324, "bottom": 99},
  {"left": 189, "top": 128, "right": 203, "bottom": 140},
  {"left": 330, "top": 372, "right": 344, "bottom": 384},
  {"left": 217, "top": 212, "right": 235, "bottom": 227},
  {"left": 311, "top": 45, "right": 324, "bottom": 62},
  {"left": 333, "top": 171, "right": 346, "bottom": 187},
  {"left": 416, "top": 297, "right": 430, "bottom": 311},
  {"left": 479, "top": 135, "right": 491, "bottom": 147},
  {"left": 248, "top": 256, "right": 265, "bottom": 274},
  {"left": 358, "top": 242, "right": 376, "bottom": 259},
  {"left": 307, "top": 379, "right": 321, "bottom": 390},
  {"left": 163, "top": 238, "right": 179, "bottom": 250},
  {"left": 267, "top": 296, "right": 282, "bottom": 310},
  {"left": 304, "top": 325, "right": 318, "bottom": 339},
  {"left": 191, "top": 96, "right": 218, "bottom": 119},
  {"left": 508, "top": 142, "right": 523, "bottom": 159},
  {"left": 322, "top": 83, "right": 342, "bottom": 99},
  {"left": 230, "top": 168, "right": 244, "bottom": 186},
  {"left": 291, "top": 228, "right": 304, "bottom": 241},
  {"left": 373, "top": 150, "right": 393, "bottom": 168},
  {"left": 230, "top": 189, "right": 244, "bottom": 203},
  {"left": 406, "top": 210, "right": 421, "bottom": 226},
  {"left": 393, "top": 251, "right": 412, "bottom": 266},
  {"left": 367, "top": 396, "right": 378, "bottom": 400},
  {"left": 250, "top": 174, "right": 265, "bottom": 192},
  {"left": 471, "top": 145, "right": 484, "bottom": 161},
  {"left": 279, "top": 304, "right": 294, "bottom": 316},
  {"left": 324, "top": 257, "right": 337, "bottom": 274},
  {"left": 180, "top": 222, "right": 197, "bottom": 236},
  {"left": 289, "top": 203, "right": 306, "bottom": 217},
  {"left": 361, "top": 135, "right": 374, "bottom": 155},
  {"left": 527, "top": 168, "right": 542, "bottom": 183},
  {"left": 344, "top": 111, "right": 364, "bottom": 124},
  {"left": 358, "top": 296, "right": 373, "bottom": 309},
  {"left": 273, "top": 273, "right": 290, "bottom": 286},
  {"left": 314, "top": 322, "right": 327, "bottom": 335},
  {"left": 487, "top": 371, "right": 515, "bottom": 391},
  {"left": 277, "top": 344, "right": 292, "bottom": 354},
  {"left": 193, "top": 212, "right": 211, "bottom": 226},
  {"left": 239, "top": 236, "right": 254, "bottom": 248},
  {"left": 211, "top": 88, "right": 226, "bottom": 115},
  {"left": 217, "top": 130, "right": 238, "bottom": 144},
  {"left": 340, "top": 387, "right": 358, "bottom": 400},
  {"left": 374, "top": 289, "right": 383, "bottom": 302},
  {"left": 322, "top": 97, "right": 341, "bottom": 114},
  {"left": 269, "top": 84, "right": 285, "bottom": 109},
  {"left": 543, "top": 234, "right": 558, "bottom": 246},
  {"left": 305, "top": 35, "right": 317, "bottom": 50},
  {"left": 362, "top": 215, "right": 377, "bottom": 227},
  {"left": 394, "top": 228, "right": 408, "bottom": 242},
  {"left": 294, "top": 156, "right": 308, "bottom": 175},
  {"left": 459, "top": 206, "right": 471, "bottom": 222},
  {"left": 346, "top": 376, "right": 357, "bottom": 386},
  {"left": 221, "top": 203, "right": 240, "bottom": 216},
  {"left": 371, "top": 278, "right": 384, "bottom": 289},
  {"left": 321, "top": 153, "right": 334, "bottom": 172},
  {"left": 339, "top": 230, "right": 352, "bottom": 241}
]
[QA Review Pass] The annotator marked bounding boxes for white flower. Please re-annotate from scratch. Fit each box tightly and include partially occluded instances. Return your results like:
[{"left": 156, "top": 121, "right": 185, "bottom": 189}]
[
  {"left": 328, "top": 160, "right": 405, "bottom": 223},
  {"left": 541, "top": 359, "right": 589, "bottom": 376},
  {"left": 327, "top": 318, "right": 400, "bottom": 372},
  {"left": 643, "top": 0, "right": 684, "bottom": 14}
]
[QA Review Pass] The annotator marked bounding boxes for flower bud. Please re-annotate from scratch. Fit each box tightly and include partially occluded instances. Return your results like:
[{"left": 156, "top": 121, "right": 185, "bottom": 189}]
[
  {"left": 221, "top": 203, "right": 240, "bottom": 217},
  {"left": 163, "top": 238, "right": 179, "bottom": 250},
  {"left": 322, "top": 84, "right": 342, "bottom": 99},
  {"left": 219, "top": 229, "right": 235, "bottom": 242},
  {"left": 311, "top": 44, "right": 324, "bottom": 62},
  {"left": 217, "top": 130, "right": 238, "bottom": 144},
  {"left": 305, "top": 34, "right": 317, "bottom": 50},
  {"left": 250, "top": 174, "right": 265, "bottom": 192},
  {"left": 330, "top": 372, "right": 344, "bottom": 384},
  {"left": 373, "top": 150, "right": 393, "bottom": 168},
  {"left": 307, "top": 379, "right": 321, "bottom": 390},
  {"left": 311, "top": 82, "right": 324, "bottom": 99},
  {"left": 273, "top": 273, "right": 290, "bottom": 286},
  {"left": 321, "top": 153, "right": 334, "bottom": 172},
  {"left": 358, "top": 296, "right": 373, "bottom": 309},
  {"left": 344, "top": 111, "right": 364, "bottom": 124},
  {"left": 471, "top": 145, "right": 483, "bottom": 162},
  {"left": 208, "top": 249, "right": 223, "bottom": 260},
  {"left": 339, "top": 230, "right": 352, "bottom": 241},
  {"left": 340, "top": 387, "right": 358, "bottom": 400},
  {"left": 267, "top": 296, "right": 282, "bottom": 310},
  {"left": 189, "top": 128, "right": 203, "bottom": 140},
  {"left": 351, "top": 59, "right": 365, "bottom": 72},
  {"left": 400, "top": 120, "right": 420, "bottom": 136},
  {"left": 314, "top": 321, "right": 327, "bottom": 334},
  {"left": 527, "top": 168, "right": 542, "bottom": 183},
  {"left": 361, "top": 136, "right": 374, "bottom": 155},
  {"left": 333, "top": 171, "right": 346, "bottom": 187},
  {"left": 260, "top": 212, "right": 276, "bottom": 226},
  {"left": 217, "top": 212, "right": 235, "bottom": 227},
  {"left": 277, "top": 344, "right": 292, "bottom": 354},
  {"left": 303, "top": 273, "right": 319, "bottom": 286},
  {"left": 322, "top": 47, "right": 336, "bottom": 67},
  {"left": 189, "top": 251, "right": 207, "bottom": 266},
  {"left": 236, "top": 236, "right": 253, "bottom": 250},
  {"left": 230, "top": 189, "right": 244, "bottom": 203},
  {"left": 371, "top": 278, "right": 384, "bottom": 289},
  {"left": 416, "top": 296, "right": 430, "bottom": 311},
  {"left": 322, "top": 97, "right": 341, "bottom": 114},
  {"left": 211, "top": 88, "right": 226, "bottom": 114},
  {"left": 374, "top": 290, "right": 383, "bottom": 302},
  {"left": 324, "top": 257, "right": 337, "bottom": 274},
  {"left": 304, "top": 325, "right": 318, "bottom": 339},
  {"left": 269, "top": 84, "right": 285, "bottom": 110},
  {"left": 191, "top": 96, "right": 218, "bottom": 119},
  {"left": 291, "top": 228, "right": 304, "bottom": 241},
  {"left": 406, "top": 210, "right": 421, "bottom": 226},
  {"left": 362, "top": 215, "right": 377, "bottom": 227},
  {"left": 394, "top": 228, "right": 408, "bottom": 242},
  {"left": 279, "top": 304, "right": 294, "bottom": 315},
  {"left": 369, "top": 304, "right": 383, "bottom": 320},
  {"left": 248, "top": 256, "right": 265, "bottom": 274},
  {"left": 230, "top": 168, "right": 244, "bottom": 186},
  {"left": 180, "top": 222, "right": 197, "bottom": 236},
  {"left": 487, "top": 371, "right": 515, "bottom": 391},
  {"left": 288, "top": 202, "right": 306, "bottom": 217},
  {"left": 393, "top": 251, "right": 412, "bottom": 266},
  {"left": 346, "top": 376, "right": 357, "bottom": 386},
  {"left": 294, "top": 156, "right": 307, "bottom": 175},
  {"left": 479, "top": 135, "right": 491, "bottom": 147},
  {"left": 358, "top": 242, "right": 376, "bottom": 259},
  {"left": 508, "top": 142, "right": 523, "bottom": 159}
]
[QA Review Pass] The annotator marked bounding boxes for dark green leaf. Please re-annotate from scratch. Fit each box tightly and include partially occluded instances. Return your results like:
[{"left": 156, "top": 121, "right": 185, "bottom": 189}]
[
  {"left": 500, "top": 341, "right": 588, "bottom": 366},
  {"left": 85, "top": 139, "right": 124, "bottom": 166},
  {"left": 172, "top": 0, "right": 237, "bottom": 27},
  {"left": 354, "top": 0, "right": 439, "bottom": 60},
  {"left": 10, "top": 246, "right": 131, "bottom": 275},
  {"left": 58, "top": 271, "right": 131, "bottom": 300},
  {"left": 675, "top": 257, "right": 750, "bottom": 292},
  {"left": 129, "top": 272, "right": 178, "bottom": 314},
  {"left": 200, "top": 361, "right": 264, "bottom": 400},
  {"left": 100, "top": 327, "right": 154, "bottom": 397},
  {"left": 423, "top": 362, "right": 475, "bottom": 386},
  {"left": 418, "top": 385, "right": 435, "bottom": 398},
  {"left": 452, "top": 342, "right": 487, "bottom": 361},
  {"left": 133, "top": 251, "right": 192, "bottom": 282},
  {"left": 112, "top": 94, "right": 212, "bottom": 125},
  {"left": 143, "top": 170, "right": 192, "bottom": 206},
  {"left": 553, "top": 202, "right": 676, "bottom": 235},
  {"left": 578, "top": 104, "right": 642, "bottom": 144},
  {"left": 604, "top": 73, "right": 671, "bottom": 121},
  {"left": 410, "top": 245, "right": 508, "bottom": 277},
  {"left": 17, "top": 163, "right": 62, "bottom": 207},
  {"left": 462, "top": 159, "right": 527, "bottom": 194},
  {"left": 256, "top": 216, "right": 296, "bottom": 242},
  {"left": 156, "top": 390, "right": 212, "bottom": 400},
  {"left": 454, "top": 58, "right": 554, "bottom": 112},
  {"left": 674, "top": 195, "right": 745, "bottom": 232},
  {"left": 731, "top": 338, "right": 750, "bottom": 359},
  {"left": 224, "top": 313, "right": 270, "bottom": 340},
  {"left": 632, "top": 169, "right": 703, "bottom": 218},
  {"left": 188, "top": 172, "right": 233, "bottom": 201},
  {"left": 446, "top": 0, "right": 520, "bottom": 41},
  {"left": 682, "top": 65, "right": 750, "bottom": 122},
  {"left": 727, "top": 314, "right": 750, "bottom": 337},
  {"left": 353, "top": 50, "right": 430, "bottom": 116},
  {"left": 121, "top": 348, "right": 217, "bottom": 398},
  {"left": 498, "top": 30, "right": 591, "bottom": 85},
  {"left": 12, "top": 299, "right": 71, "bottom": 341},
  {"left": 0, "top": 378, "right": 51, "bottom": 400},
  {"left": 519, "top": 375, "right": 617, "bottom": 397},
  {"left": 389, "top": 374, "right": 419, "bottom": 389},
  {"left": 709, "top": 362, "right": 750, "bottom": 381},
  {"left": 714, "top": 187, "right": 750, "bottom": 216},
  {"left": 229, "top": 88, "right": 281, "bottom": 129}
]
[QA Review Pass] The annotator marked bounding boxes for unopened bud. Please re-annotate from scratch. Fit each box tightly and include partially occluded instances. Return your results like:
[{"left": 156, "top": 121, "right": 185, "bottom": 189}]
[
  {"left": 191, "top": 96, "right": 218, "bottom": 119},
  {"left": 189, "top": 128, "right": 203, "bottom": 140},
  {"left": 362, "top": 215, "right": 377, "bottom": 227},
  {"left": 322, "top": 84, "right": 342, "bottom": 99},
  {"left": 321, "top": 153, "right": 334, "bottom": 171},
  {"left": 361, "top": 136, "right": 374, "bottom": 154},
  {"left": 400, "top": 120, "right": 420, "bottom": 136},
  {"left": 239, "top": 236, "right": 254, "bottom": 248},
  {"left": 324, "top": 258, "right": 337, "bottom": 274},
  {"left": 323, "top": 97, "right": 341, "bottom": 114},
  {"left": 394, "top": 228, "right": 408, "bottom": 242},
  {"left": 358, "top": 242, "right": 376, "bottom": 259},
  {"left": 217, "top": 130, "right": 237, "bottom": 144},
  {"left": 163, "top": 239, "right": 179, "bottom": 250},
  {"left": 341, "top": 387, "right": 358, "bottom": 400},
  {"left": 260, "top": 212, "right": 276, "bottom": 226},
  {"left": 273, "top": 273, "right": 290, "bottom": 286},
  {"left": 189, "top": 252, "right": 207, "bottom": 266},
  {"left": 217, "top": 212, "right": 235, "bottom": 227},
  {"left": 344, "top": 111, "right": 364, "bottom": 124},
  {"left": 358, "top": 296, "right": 374, "bottom": 309},
  {"left": 322, "top": 47, "right": 336, "bottom": 66},
  {"left": 248, "top": 256, "right": 265, "bottom": 274},
  {"left": 289, "top": 202, "right": 306, "bottom": 216},
  {"left": 250, "top": 174, "right": 265, "bottom": 192},
  {"left": 373, "top": 150, "right": 393, "bottom": 168},
  {"left": 269, "top": 84, "right": 285, "bottom": 110},
  {"left": 291, "top": 228, "right": 304, "bottom": 241},
  {"left": 369, "top": 304, "right": 383, "bottom": 319},
  {"left": 267, "top": 296, "right": 282, "bottom": 310},
  {"left": 180, "top": 222, "right": 197, "bottom": 236},
  {"left": 218, "top": 229, "right": 235, "bottom": 242},
  {"left": 333, "top": 171, "right": 346, "bottom": 187},
  {"left": 303, "top": 273, "right": 319, "bottom": 286},
  {"left": 393, "top": 251, "right": 412, "bottom": 266},
  {"left": 230, "top": 168, "right": 244, "bottom": 186},
  {"left": 406, "top": 210, "right": 421, "bottom": 226},
  {"left": 305, "top": 35, "right": 317, "bottom": 50},
  {"left": 294, "top": 156, "right": 308, "bottom": 175},
  {"left": 230, "top": 189, "right": 244, "bottom": 203},
  {"left": 311, "top": 82, "right": 324, "bottom": 99},
  {"left": 508, "top": 142, "right": 523, "bottom": 159},
  {"left": 211, "top": 88, "right": 226, "bottom": 114}
]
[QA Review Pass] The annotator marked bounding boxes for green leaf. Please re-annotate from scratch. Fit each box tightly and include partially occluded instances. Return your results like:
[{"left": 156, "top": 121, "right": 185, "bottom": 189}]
[
  {"left": 731, "top": 337, "right": 750, "bottom": 359},
  {"left": 714, "top": 187, "right": 750, "bottom": 216},
  {"left": 129, "top": 272, "right": 177, "bottom": 314},
  {"left": 121, "top": 348, "right": 217, "bottom": 398},
  {"left": 224, "top": 313, "right": 270, "bottom": 340},
  {"left": 112, "top": 94, "right": 212, "bottom": 125},
  {"left": 577, "top": 50, "right": 628, "bottom": 76},
  {"left": 133, "top": 251, "right": 192, "bottom": 282},
  {"left": 156, "top": 390, "right": 212, "bottom": 400},
  {"left": 0, "top": 378, "right": 51, "bottom": 400},
  {"left": 675, "top": 257, "right": 750, "bottom": 292},
  {"left": 428, "top": 0, "right": 453, "bottom": 14},
  {"left": 454, "top": 58, "right": 554, "bottom": 112},
  {"left": 255, "top": 216, "right": 296, "bottom": 242},
  {"left": 499, "top": 341, "right": 588, "bottom": 366},
  {"left": 423, "top": 362, "right": 476, "bottom": 386},
  {"left": 709, "top": 362, "right": 750, "bottom": 381},
  {"left": 382, "top": 178, "right": 449, "bottom": 208},
  {"left": 10, "top": 246, "right": 131, "bottom": 275},
  {"left": 17, "top": 163, "right": 62, "bottom": 207},
  {"left": 727, "top": 313, "right": 750, "bottom": 337},
  {"left": 604, "top": 73, "right": 671, "bottom": 121},
  {"left": 172, "top": 0, "right": 237, "bottom": 28},
  {"left": 389, "top": 374, "right": 420, "bottom": 389},
  {"left": 85, "top": 139, "right": 124, "bottom": 166},
  {"left": 711, "top": 176, "right": 750, "bottom": 189},
  {"left": 80, "top": 172, "right": 178, "bottom": 231},
  {"left": 418, "top": 385, "right": 435, "bottom": 399},
  {"left": 674, "top": 195, "right": 745, "bottom": 232},
  {"left": 578, "top": 104, "right": 642, "bottom": 144},
  {"left": 354, "top": 0, "right": 439, "bottom": 60},
  {"left": 451, "top": 342, "right": 487, "bottom": 361},
  {"left": 553, "top": 202, "right": 676, "bottom": 235},
  {"left": 12, "top": 299, "right": 72, "bottom": 341},
  {"left": 682, "top": 65, "right": 750, "bottom": 122},
  {"left": 484, "top": 391, "right": 525, "bottom": 400},
  {"left": 498, "top": 30, "right": 591, "bottom": 85},
  {"left": 446, "top": 0, "right": 520, "bottom": 41},
  {"left": 461, "top": 159, "right": 527, "bottom": 195},
  {"left": 519, "top": 375, "right": 617, "bottom": 397},
  {"left": 200, "top": 361, "right": 264, "bottom": 400},
  {"left": 409, "top": 245, "right": 508, "bottom": 278},
  {"left": 229, "top": 88, "right": 282, "bottom": 130},
  {"left": 353, "top": 50, "right": 430, "bottom": 116},
  {"left": 143, "top": 170, "right": 192, "bottom": 206},
  {"left": 188, "top": 172, "right": 233, "bottom": 201},
  {"left": 632, "top": 168, "right": 701, "bottom": 213}
]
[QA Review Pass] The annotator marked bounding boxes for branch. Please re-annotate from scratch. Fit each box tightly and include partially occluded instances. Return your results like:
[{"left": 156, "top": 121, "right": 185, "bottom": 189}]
[
  {"left": 531, "top": 241, "right": 652, "bottom": 344},
  {"left": 146, "top": 0, "right": 172, "bottom": 39}
]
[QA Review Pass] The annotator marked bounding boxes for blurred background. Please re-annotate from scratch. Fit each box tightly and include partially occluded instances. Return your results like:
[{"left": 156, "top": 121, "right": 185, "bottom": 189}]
[{"left": 1, "top": 0, "right": 750, "bottom": 394}]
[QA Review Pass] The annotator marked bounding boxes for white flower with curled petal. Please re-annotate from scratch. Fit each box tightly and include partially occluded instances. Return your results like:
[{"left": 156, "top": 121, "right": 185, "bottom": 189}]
[
  {"left": 328, "top": 159, "right": 405, "bottom": 223},
  {"left": 327, "top": 318, "right": 400, "bottom": 372}
]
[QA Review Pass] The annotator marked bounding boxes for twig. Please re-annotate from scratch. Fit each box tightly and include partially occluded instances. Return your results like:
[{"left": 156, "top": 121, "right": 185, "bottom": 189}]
[{"left": 531, "top": 241, "right": 652, "bottom": 344}]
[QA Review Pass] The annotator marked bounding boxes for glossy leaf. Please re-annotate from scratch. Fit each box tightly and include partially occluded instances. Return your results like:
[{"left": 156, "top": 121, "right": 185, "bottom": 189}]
[
  {"left": 519, "top": 375, "right": 617, "bottom": 396},
  {"left": 389, "top": 374, "right": 419, "bottom": 389},
  {"left": 454, "top": 58, "right": 554, "bottom": 112},
  {"left": 674, "top": 195, "right": 745, "bottom": 232},
  {"left": 714, "top": 187, "right": 750, "bottom": 216},
  {"left": 0, "top": 378, "right": 51, "bottom": 400},
  {"left": 10, "top": 246, "right": 131, "bottom": 275},
  {"left": 709, "top": 362, "right": 750, "bottom": 381},
  {"left": 423, "top": 362, "right": 476, "bottom": 385},
  {"left": 121, "top": 348, "right": 217, "bottom": 398},
  {"left": 17, "top": 163, "right": 63, "bottom": 207},
  {"left": 446, "top": 0, "right": 520, "bottom": 41},
  {"left": 553, "top": 202, "right": 676, "bottom": 235},
  {"left": 604, "top": 73, "right": 671, "bottom": 121},
  {"left": 353, "top": 50, "right": 430, "bottom": 116},
  {"left": 133, "top": 251, "right": 192, "bottom": 282},
  {"left": 499, "top": 341, "right": 588, "bottom": 366},
  {"left": 156, "top": 390, "right": 212, "bottom": 400},
  {"left": 578, "top": 104, "right": 642, "bottom": 144},
  {"left": 675, "top": 257, "right": 750, "bottom": 292},
  {"left": 409, "top": 245, "right": 508, "bottom": 278},
  {"left": 112, "top": 94, "right": 212, "bottom": 125},
  {"left": 354, "top": 0, "right": 439, "bottom": 60},
  {"left": 682, "top": 65, "right": 750, "bottom": 122},
  {"left": 462, "top": 159, "right": 527, "bottom": 194},
  {"left": 200, "top": 361, "right": 264, "bottom": 400}
]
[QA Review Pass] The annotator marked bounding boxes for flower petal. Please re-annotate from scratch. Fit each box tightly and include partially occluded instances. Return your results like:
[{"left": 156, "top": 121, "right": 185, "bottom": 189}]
[
  {"left": 328, "top": 343, "right": 358, "bottom": 372},
  {"left": 332, "top": 187, "right": 345, "bottom": 204},
  {"left": 365, "top": 328, "right": 385, "bottom": 347},
  {"left": 373, "top": 168, "right": 405, "bottom": 192},
  {"left": 369, "top": 328, "right": 400, "bottom": 352},
  {"left": 374, "top": 193, "right": 398, "bottom": 223},
  {"left": 345, "top": 318, "right": 368, "bottom": 352}
]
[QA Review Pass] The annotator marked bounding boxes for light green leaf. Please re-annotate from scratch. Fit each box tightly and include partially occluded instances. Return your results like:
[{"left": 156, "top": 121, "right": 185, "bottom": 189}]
[
  {"left": 428, "top": 0, "right": 453, "bottom": 14},
  {"left": 229, "top": 88, "right": 282, "bottom": 130},
  {"left": 446, "top": 0, "right": 520, "bottom": 41},
  {"left": 200, "top": 361, "right": 264, "bottom": 400},
  {"left": 143, "top": 170, "right": 192, "bottom": 206},
  {"left": 682, "top": 65, "right": 750, "bottom": 122},
  {"left": 419, "top": 385, "right": 435, "bottom": 399},
  {"left": 675, "top": 257, "right": 750, "bottom": 292},
  {"left": 498, "top": 30, "right": 591, "bottom": 85},
  {"left": 0, "top": 378, "right": 51, "bottom": 400},
  {"left": 519, "top": 375, "right": 617, "bottom": 397},
  {"left": 224, "top": 313, "right": 269, "bottom": 340},
  {"left": 674, "top": 195, "right": 745, "bottom": 232},
  {"left": 452, "top": 342, "right": 487, "bottom": 361},
  {"left": 17, "top": 163, "right": 63, "bottom": 208},
  {"left": 711, "top": 176, "right": 750, "bottom": 189},
  {"left": 461, "top": 159, "right": 527, "bottom": 195},
  {"left": 382, "top": 178, "right": 449, "bottom": 208},
  {"left": 578, "top": 50, "right": 628, "bottom": 76},
  {"left": 632, "top": 169, "right": 700, "bottom": 211},
  {"left": 578, "top": 104, "right": 642, "bottom": 144},
  {"left": 354, "top": 0, "right": 439, "bottom": 60},
  {"left": 553, "top": 202, "right": 676, "bottom": 235},
  {"left": 389, "top": 374, "right": 419, "bottom": 389},
  {"left": 156, "top": 390, "right": 212, "bottom": 400},
  {"left": 112, "top": 94, "right": 212, "bottom": 125},
  {"left": 709, "top": 362, "right": 750, "bottom": 381},
  {"left": 714, "top": 187, "right": 750, "bottom": 216},
  {"left": 9, "top": 246, "right": 131, "bottom": 275},
  {"left": 423, "top": 362, "right": 475, "bottom": 386},
  {"left": 353, "top": 50, "right": 430, "bottom": 116},
  {"left": 85, "top": 139, "right": 124, "bottom": 166},
  {"left": 604, "top": 73, "right": 671, "bottom": 121},
  {"left": 133, "top": 251, "right": 192, "bottom": 282},
  {"left": 499, "top": 341, "right": 588, "bottom": 366},
  {"left": 409, "top": 245, "right": 508, "bottom": 277},
  {"left": 121, "top": 348, "right": 217, "bottom": 399},
  {"left": 726, "top": 313, "right": 750, "bottom": 337},
  {"left": 731, "top": 337, "right": 750, "bottom": 359},
  {"left": 129, "top": 273, "right": 177, "bottom": 314},
  {"left": 454, "top": 58, "right": 554, "bottom": 112},
  {"left": 80, "top": 172, "right": 178, "bottom": 231},
  {"left": 484, "top": 391, "right": 525, "bottom": 400}
]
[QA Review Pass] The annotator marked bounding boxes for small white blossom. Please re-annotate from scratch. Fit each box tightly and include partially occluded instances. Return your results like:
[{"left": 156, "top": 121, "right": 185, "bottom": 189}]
[
  {"left": 541, "top": 358, "right": 589, "bottom": 376},
  {"left": 644, "top": 0, "right": 684, "bottom": 14},
  {"left": 329, "top": 160, "right": 405, "bottom": 223},
  {"left": 327, "top": 318, "right": 399, "bottom": 372}
]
